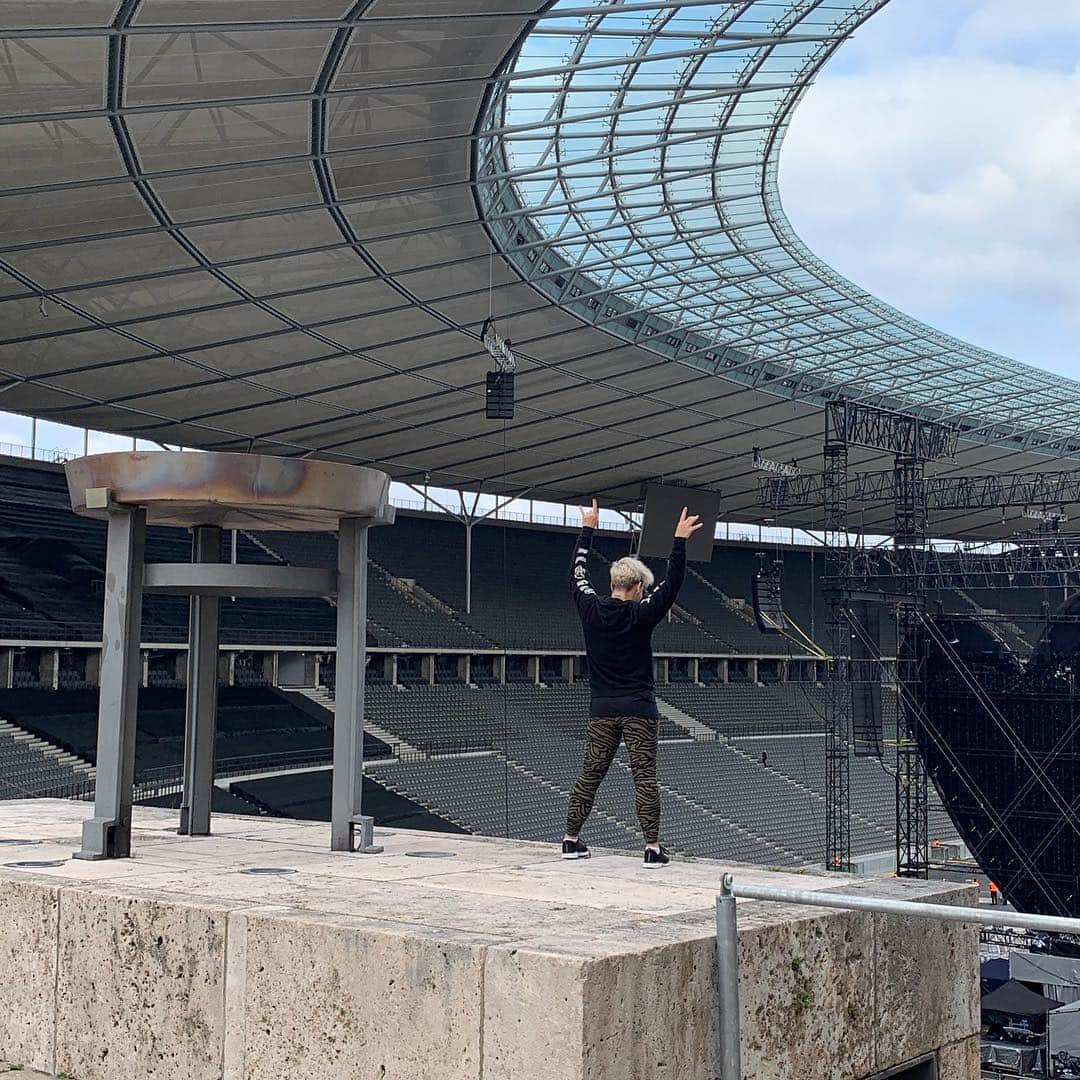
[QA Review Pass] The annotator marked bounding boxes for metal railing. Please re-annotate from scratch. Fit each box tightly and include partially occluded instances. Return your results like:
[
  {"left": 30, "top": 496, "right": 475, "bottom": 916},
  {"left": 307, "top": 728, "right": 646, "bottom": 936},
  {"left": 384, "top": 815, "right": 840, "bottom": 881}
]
[
  {"left": 716, "top": 875, "right": 1080, "bottom": 1080},
  {"left": 0, "top": 441, "right": 77, "bottom": 465},
  {"left": 36, "top": 746, "right": 336, "bottom": 804}
]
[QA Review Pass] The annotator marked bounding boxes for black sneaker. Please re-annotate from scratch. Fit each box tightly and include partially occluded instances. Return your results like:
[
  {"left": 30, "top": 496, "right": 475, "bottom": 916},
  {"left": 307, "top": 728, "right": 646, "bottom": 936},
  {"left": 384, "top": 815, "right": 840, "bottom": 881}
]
[
  {"left": 643, "top": 845, "right": 670, "bottom": 868},
  {"left": 561, "top": 838, "right": 590, "bottom": 860}
]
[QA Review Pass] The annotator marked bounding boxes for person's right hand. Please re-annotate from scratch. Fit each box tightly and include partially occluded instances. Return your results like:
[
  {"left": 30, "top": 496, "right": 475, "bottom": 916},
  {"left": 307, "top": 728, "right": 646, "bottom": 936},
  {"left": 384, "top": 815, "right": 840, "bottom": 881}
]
[
  {"left": 674, "top": 506, "right": 703, "bottom": 540},
  {"left": 579, "top": 498, "right": 600, "bottom": 529}
]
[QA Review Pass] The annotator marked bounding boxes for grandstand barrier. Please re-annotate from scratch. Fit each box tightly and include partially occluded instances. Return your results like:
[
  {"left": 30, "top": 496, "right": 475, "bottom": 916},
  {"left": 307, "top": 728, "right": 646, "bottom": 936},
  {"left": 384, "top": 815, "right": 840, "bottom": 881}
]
[
  {"left": 0, "top": 643, "right": 822, "bottom": 692},
  {"left": 34, "top": 748, "right": 340, "bottom": 805}
]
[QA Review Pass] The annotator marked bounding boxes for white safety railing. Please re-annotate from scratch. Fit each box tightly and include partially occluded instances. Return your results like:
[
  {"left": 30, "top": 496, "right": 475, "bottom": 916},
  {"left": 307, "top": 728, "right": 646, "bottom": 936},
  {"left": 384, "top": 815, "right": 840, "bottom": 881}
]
[{"left": 0, "top": 441, "right": 76, "bottom": 464}]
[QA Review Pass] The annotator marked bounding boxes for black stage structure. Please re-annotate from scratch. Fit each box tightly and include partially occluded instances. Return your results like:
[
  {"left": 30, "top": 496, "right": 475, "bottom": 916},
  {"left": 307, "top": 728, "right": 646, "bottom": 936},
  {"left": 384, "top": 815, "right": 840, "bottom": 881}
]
[{"left": 764, "top": 403, "right": 1080, "bottom": 912}]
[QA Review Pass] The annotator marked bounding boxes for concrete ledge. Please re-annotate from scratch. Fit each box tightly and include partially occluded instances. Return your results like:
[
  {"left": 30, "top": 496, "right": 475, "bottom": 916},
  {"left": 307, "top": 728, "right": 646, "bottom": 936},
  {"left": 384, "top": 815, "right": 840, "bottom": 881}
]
[{"left": 0, "top": 800, "right": 979, "bottom": 1080}]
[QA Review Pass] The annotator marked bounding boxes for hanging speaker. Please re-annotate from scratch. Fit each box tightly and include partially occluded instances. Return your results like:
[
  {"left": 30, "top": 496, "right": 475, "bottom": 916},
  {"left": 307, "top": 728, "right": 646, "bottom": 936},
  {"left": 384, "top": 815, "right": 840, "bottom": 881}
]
[
  {"left": 485, "top": 371, "right": 515, "bottom": 419},
  {"left": 751, "top": 556, "right": 787, "bottom": 633}
]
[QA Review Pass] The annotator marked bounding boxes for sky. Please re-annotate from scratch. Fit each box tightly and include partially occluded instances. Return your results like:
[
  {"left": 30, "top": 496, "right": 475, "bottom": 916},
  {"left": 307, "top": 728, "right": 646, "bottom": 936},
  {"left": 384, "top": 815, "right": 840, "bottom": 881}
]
[{"left": 780, "top": 0, "right": 1080, "bottom": 380}]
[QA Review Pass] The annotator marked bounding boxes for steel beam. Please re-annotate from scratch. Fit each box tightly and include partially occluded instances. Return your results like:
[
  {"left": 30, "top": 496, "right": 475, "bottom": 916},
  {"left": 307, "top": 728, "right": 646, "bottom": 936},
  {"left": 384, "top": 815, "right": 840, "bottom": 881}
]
[
  {"left": 143, "top": 563, "right": 336, "bottom": 597},
  {"left": 74, "top": 506, "right": 145, "bottom": 860},
  {"left": 331, "top": 517, "right": 382, "bottom": 854},
  {"left": 178, "top": 526, "right": 222, "bottom": 837}
]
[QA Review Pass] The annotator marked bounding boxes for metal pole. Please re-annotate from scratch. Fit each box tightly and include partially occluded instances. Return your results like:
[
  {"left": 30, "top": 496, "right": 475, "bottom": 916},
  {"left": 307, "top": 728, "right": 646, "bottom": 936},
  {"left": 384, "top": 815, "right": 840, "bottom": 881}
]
[
  {"left": 74, "top": 505, "right": 145, "bottom": 860},
  {"left": 722, "top": 875, "right": 1080, "bottom": 935},
  {"left": 465, "top": 521, "right": 473, "bottom": 615},
  {"left": 715, "top": 891, "right": 742, "bottom": 1080},
  {"left": 178, "top": 525, "right": 222, "bottom": 836},
  {"left": 331, "top": 518, "right": 382, "bottom": 854}
]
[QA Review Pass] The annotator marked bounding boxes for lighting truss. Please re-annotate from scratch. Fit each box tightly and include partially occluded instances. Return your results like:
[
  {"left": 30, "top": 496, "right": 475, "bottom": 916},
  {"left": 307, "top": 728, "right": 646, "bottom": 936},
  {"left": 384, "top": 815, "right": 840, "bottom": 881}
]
[
  {"left": 830, "top": 539, "right": 1080, "bottom": 592},
  {"left": 752, "top": 448, "right": 799, "bottom": 479},
  {"left": 762, "top": 467, "right": 1080, "bottom": 512}
]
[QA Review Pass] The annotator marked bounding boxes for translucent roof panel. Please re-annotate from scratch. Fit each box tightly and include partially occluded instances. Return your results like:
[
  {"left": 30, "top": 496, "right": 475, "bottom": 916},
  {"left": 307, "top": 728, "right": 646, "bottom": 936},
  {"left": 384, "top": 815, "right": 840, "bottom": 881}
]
[{"left": 475, "top": 0, "right": 1080, "bottom": 453}]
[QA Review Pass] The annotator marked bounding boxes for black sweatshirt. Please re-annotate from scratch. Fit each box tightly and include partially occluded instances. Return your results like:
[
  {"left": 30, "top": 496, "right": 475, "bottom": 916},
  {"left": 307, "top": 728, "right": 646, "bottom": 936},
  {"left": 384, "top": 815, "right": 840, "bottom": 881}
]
[{"left": 571, "top": 526, "right": 686, "bottom": 719}]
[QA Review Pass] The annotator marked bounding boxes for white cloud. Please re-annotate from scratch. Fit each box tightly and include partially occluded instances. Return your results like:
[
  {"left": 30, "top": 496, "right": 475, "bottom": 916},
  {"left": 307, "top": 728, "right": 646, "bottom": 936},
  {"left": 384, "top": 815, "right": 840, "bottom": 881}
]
[
  {"left": 779, "top": 47, "right": 1080, "bottom": 377},
  {"left": 956, "top": 1, "right": 1080, "bottom": 57}
]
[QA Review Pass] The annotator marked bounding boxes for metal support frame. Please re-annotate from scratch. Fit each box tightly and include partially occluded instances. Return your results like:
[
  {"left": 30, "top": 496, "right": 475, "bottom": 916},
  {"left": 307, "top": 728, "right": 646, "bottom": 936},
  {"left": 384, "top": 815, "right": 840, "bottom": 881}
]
[
  {"left": 823, "top": 434, "right": 851, "bottom": 873},
  {"left": 178, "top": 525, "right": 222, "bottom": 837},
  {"left": 817, "top": 408, "right": 942, "bottom": 877},
  {"left": 143, "top": 563, "right": 336, "bottom": 596},
  {"left": 71, "top": 507, "right": 388, "bottom": 858},
  {"left": 465, "top": 518, "right": 474, "bottom": 615},
  {"left": 715, "top": 891, "right": 742, "bottom": 1080},
  {"left": 895, "top": 598, "right": 929, "bottom": 878},
  {"left": 826, "top": 402, "right": 958, "bottom": 462},
  {"left": 74, "top": 506, "right": 146, "bottom": 860},
  {"left": 399, "top": 482, "right": 533, "bottom": 617},
  {"left": 893, "top": 455, "right": 930, "bottom": 879},
  {"left": 331, "top": 517, "right": 382, "bottom": 854}
]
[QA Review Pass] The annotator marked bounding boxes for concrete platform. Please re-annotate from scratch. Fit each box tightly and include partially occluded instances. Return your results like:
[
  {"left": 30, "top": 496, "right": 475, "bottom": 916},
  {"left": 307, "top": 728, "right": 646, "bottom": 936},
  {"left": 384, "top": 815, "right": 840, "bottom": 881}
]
[{"left": 0, "top": 800, "right": 980, "bottom": 1080}]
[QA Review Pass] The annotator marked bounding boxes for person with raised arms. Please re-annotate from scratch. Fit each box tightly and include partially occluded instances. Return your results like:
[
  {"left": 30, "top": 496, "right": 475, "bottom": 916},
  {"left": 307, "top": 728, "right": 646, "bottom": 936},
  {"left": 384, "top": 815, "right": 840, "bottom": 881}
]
[{"left": 562, "top": 498, "right": 702, "bottom": 867}]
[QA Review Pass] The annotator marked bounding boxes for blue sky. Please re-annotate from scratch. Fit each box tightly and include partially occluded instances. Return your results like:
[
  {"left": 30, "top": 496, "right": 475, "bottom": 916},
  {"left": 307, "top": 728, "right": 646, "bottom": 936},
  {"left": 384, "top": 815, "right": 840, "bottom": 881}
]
[{"left": 781, "top": 0, "right": 1080, "bottom": 380}]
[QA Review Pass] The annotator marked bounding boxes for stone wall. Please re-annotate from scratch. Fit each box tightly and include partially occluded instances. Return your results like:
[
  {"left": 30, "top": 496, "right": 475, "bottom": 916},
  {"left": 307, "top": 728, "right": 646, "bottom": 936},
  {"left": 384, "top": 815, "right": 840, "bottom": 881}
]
[{"left": 1, "top": 872, "right": 979, "bottom": 1080}]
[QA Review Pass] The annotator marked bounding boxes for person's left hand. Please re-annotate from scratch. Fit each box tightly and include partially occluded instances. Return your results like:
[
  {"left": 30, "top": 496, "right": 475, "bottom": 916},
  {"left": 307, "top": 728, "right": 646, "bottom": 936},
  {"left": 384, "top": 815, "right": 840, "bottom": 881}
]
[
  {"left": 580, "top": 498, "right": 600, "bottom": 529},
  {"left": 674, "top": 506, "right": 703, "bottom": 539}
]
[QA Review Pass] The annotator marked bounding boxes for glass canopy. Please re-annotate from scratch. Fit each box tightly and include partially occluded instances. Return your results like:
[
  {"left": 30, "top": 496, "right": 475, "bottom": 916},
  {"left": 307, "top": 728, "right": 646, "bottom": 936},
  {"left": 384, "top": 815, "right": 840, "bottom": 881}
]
[{"left": 475, "top": 0, "right": 1080, "bottom": 455}]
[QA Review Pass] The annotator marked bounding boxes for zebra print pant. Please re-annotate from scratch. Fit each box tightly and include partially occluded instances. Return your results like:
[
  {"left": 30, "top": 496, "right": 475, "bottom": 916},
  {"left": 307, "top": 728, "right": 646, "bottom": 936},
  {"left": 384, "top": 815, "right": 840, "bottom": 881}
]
[{"left": 565, "top": 715, "right": 660, "bottom": 844}]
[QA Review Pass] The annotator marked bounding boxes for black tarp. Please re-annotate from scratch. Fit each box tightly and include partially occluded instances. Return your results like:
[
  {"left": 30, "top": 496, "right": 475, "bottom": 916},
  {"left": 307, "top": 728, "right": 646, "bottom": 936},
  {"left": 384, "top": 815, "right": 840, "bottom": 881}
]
[{"left": 981, "top": 979, "right": 1063, "bottom": 1020}]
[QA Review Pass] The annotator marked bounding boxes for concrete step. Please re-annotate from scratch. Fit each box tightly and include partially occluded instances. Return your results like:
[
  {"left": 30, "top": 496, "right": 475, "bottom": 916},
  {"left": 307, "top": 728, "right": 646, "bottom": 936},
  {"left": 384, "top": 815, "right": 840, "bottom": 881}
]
[
  {"left": 289, "top": 688, "right": 421, "bottom": 758},
  {"left": 0, "top": 718, "right": 97, "bottom": 779},
  {"left": 656, "top": 699, "right": 715, "bottom": 740}
]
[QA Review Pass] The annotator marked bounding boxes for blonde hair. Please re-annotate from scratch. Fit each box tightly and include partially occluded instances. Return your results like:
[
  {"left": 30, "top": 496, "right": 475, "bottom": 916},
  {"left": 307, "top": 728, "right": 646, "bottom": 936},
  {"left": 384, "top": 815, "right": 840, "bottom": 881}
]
[{"left": 610, "top": 557, "right": 654, "bottom": 593}]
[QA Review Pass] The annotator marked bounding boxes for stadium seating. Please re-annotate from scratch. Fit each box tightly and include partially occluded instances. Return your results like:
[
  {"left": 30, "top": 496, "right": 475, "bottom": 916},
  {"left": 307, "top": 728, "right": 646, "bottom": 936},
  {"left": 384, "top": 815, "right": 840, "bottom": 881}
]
[
  {"left": 0, "top": 685, "right": 390, "bottom": 786},
  {"left": 657, "top": 683, "right": 828, "bottom": 737},
  {"left": 0, "top": 674, "right": 959, "bottom": 864},
  {"left": 0, "top": 459, "right": 833, "bottom": 656},
  {"left": 0, "top": 726, "right": 86, "bottom": 798}
]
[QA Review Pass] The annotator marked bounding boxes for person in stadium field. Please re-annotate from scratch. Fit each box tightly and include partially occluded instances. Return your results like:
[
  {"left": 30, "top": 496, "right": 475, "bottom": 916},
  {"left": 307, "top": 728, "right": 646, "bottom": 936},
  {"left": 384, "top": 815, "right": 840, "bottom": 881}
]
[{"left": 562, "top": 497, "right": 703, "bottom": 867}]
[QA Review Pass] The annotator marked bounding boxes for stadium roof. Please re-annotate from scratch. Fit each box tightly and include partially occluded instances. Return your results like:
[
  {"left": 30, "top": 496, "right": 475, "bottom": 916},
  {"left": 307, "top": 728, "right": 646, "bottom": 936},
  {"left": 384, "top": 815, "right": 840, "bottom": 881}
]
[{"left": 1, "top": 0, "right": 1078, "bottom": 538}]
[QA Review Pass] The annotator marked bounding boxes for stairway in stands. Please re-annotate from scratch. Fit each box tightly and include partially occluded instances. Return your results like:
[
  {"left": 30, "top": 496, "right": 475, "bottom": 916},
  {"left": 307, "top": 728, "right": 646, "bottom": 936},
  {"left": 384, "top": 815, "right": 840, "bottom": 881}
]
[
  {"left": 502, "top": 757, "right": 643, "bottom": 847},
  {"left": 0, "top": 718, "right": 95, "bottom": 797},
  {"left": 687, "top": 565, "right": 760, "bottom": 625},
  {"left": 656, "top": 699, "right": 715, "bottom": 740},
  {"left": 287, "top": 686, "right": 421, "bottom": 757}
]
